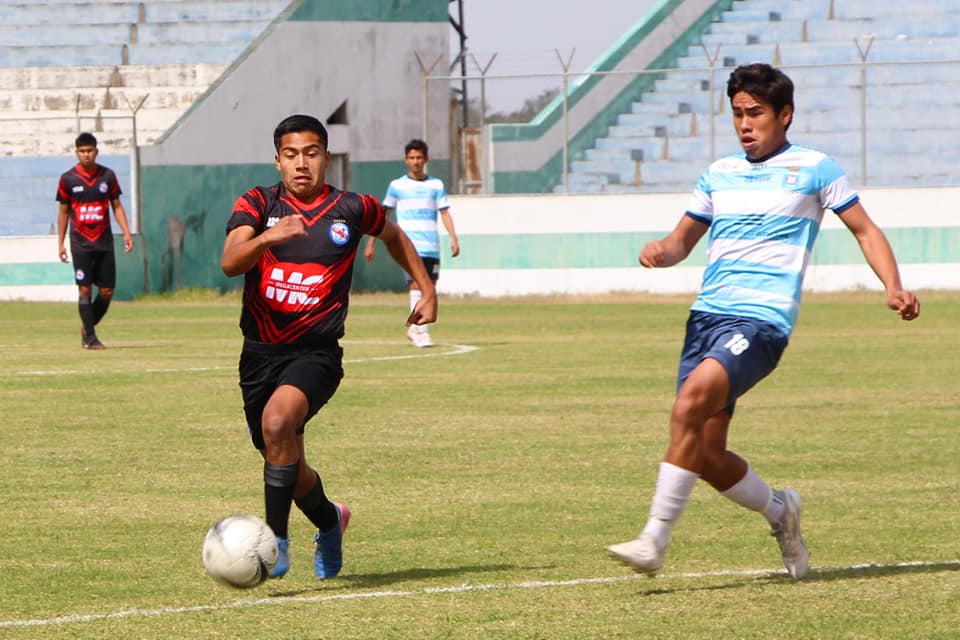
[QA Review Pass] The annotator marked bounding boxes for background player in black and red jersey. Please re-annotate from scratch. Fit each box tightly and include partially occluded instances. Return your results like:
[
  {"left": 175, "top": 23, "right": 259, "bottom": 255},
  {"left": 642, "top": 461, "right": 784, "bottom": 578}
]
[
  {"left": 221, "top": 114, "right": 437, "bottom": 581},
  {"left": 56, "top": 132, "right": 134, "bottom": 350}
]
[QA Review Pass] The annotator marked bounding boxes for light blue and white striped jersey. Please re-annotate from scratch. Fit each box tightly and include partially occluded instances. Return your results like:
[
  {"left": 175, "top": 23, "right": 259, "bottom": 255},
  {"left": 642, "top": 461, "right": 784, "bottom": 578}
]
[
  {"left": 686, "top": 143, "right": 859, "bottom": 336},
  {"left": 383, "top": 174, "right": 450, "bottom": 259}
]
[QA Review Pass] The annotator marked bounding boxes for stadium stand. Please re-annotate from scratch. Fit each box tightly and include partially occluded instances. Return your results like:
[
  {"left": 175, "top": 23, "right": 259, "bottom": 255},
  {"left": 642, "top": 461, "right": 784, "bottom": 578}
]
[
  {"left": 560, "top": 0, "right": 960, "bottom": 193},
  {"left": 0, "top": 0, "right": 289, "bottom": 236}
]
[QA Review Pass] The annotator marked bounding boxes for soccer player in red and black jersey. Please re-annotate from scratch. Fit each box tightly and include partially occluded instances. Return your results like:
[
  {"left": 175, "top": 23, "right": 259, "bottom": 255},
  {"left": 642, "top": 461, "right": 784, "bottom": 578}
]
[
  {"left": 56, "top": 132, "right": 134, "bottom": 350},
  {"left": 221, "top": 114, "right": 437, "bottom": 581}
]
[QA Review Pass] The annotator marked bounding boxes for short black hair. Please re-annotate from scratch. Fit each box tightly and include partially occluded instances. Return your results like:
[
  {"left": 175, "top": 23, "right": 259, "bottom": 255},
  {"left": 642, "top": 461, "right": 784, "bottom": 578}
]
[
  {"left": 726, "top": 63, "right": 795, "bottom": 130},
  {"left": 75, "top": 132, "right": 98, "bottom": 148},
  {"left": 404, "top": 139, "right": 429, "bottom": 156},
  {"left": 273, "top": 114, "right": 328, "bottom": 151}
]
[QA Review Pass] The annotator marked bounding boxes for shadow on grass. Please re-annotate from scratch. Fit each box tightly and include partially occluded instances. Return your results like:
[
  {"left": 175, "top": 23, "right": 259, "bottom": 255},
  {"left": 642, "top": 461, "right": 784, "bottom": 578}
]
[
  {"left": 269, "top": 563, "right": 535, "bottom": 597},
  {"left": 805, "top": 560, "right": 960, "bottom": 583},
  {"left": 639, "top": 560, "right": 960, "bottom": 596}
]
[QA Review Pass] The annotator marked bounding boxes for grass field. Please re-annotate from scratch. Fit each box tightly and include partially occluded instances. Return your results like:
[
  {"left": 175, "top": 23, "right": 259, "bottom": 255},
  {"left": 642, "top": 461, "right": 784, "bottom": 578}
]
[{"left": 1, "top": 291, "right": 957, "bottom": 639}]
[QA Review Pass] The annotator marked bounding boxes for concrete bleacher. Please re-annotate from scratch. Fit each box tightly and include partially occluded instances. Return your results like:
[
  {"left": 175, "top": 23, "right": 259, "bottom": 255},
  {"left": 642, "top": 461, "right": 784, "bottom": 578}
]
[
  {"left": 0, "top": 0, "right": 290, "bottom": 236},
  {"left": 0, "top": 155, "right": 131, "bottom": 237},
  {"left": 560, "top": 0, "right": 960, "bottom": 193}
]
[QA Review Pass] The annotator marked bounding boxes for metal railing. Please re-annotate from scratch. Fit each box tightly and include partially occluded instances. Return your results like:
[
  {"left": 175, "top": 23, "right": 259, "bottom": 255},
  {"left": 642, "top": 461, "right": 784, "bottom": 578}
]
[{"left": 423, "top": 42, "right": 960, "bottom": 195}]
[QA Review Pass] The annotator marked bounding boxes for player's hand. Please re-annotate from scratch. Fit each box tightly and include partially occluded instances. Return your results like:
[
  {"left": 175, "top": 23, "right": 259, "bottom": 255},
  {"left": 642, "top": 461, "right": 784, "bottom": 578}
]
[
  {"left": 888, "top": 289, "right": 920, "bottom": 321},
  {"left": 363, "top": 242, "right": 375, "bottom": 263},
  {"left": 639, "top": 240, "right": 667, "bottom": 268},
  {"left": 406, "top": 290, "right": 437, "bottom": 326},
  {"left": 58, "top": 245, "right": 68, "bottom": 263},
  {"left": 123, "top": 233, "right": 134, "bottom": 253},
  {"left": 450, "top": 237, "right": 460, "bottom": 258},
  {"left": 267, "top": 214, "right": 308, "bottom": 243}
]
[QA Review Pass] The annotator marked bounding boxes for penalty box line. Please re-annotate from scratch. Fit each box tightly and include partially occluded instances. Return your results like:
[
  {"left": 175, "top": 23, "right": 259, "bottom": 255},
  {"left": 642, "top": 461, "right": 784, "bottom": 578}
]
[{"left": 2, "top": 559, "right": 958, "bottom": 629}]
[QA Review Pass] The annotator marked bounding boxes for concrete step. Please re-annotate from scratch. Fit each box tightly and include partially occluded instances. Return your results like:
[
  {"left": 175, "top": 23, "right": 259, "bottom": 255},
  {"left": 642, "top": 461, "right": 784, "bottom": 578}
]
[
  {"left": 0, "top": 86, "right": 208, "bottom": 112},
  {"left": 0, "top": 63, "right": 227, "bottom": 90}
]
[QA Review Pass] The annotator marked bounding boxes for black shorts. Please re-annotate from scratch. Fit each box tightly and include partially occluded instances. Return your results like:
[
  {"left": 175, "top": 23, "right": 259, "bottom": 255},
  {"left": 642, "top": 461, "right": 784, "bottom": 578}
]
[
  {"left": 403, "top": 256, "right": 440, "bottom": 283},
  {"left": 72, "top": 248, "right": 116, "bottom": 288},
  {"left": 238, "top": 338, "right": 344, "bottom": 450}
]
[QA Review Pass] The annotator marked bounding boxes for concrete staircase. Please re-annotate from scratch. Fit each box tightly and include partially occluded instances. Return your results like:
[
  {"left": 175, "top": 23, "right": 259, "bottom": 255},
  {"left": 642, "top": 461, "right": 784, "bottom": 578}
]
[
  {"left": 0, "top": 1, "right": 290, "bottom": 235},
  {"left": 560, "top": 0, "right": 960, "bottom": 193}
]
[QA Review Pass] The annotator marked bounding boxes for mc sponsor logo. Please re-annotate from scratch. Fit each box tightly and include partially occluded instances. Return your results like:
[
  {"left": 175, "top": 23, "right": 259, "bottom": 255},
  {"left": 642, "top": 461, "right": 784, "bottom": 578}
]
[{"left": 262, "top": 263, "right": 325, "bottom": 310}]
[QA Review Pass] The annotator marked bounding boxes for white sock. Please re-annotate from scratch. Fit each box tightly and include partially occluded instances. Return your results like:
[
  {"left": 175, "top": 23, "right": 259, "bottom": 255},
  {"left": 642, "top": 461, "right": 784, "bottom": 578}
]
[
  {"left": 642, "top": 462, "right": 699, "bottom": 548},
  {"left": 720, "top": 466, "right": 784, "bottom": 526},
  {"left": 409, "top": 289, "right": 422, "bottom": 312}
]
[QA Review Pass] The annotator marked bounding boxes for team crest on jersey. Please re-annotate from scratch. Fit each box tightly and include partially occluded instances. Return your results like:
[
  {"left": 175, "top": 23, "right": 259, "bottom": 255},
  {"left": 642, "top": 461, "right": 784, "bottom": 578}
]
[
  {"left": 329, "top": 222, "right": 350, "bottom": 246},
  {"left": 266, "top": 216, "right": 280, "bottom": 228},
  {"left": 783, "top": 174, "right": 799, "bottom": 187},
  {"left": 99, "top": 182, "right": 109, "bottom": 194}
]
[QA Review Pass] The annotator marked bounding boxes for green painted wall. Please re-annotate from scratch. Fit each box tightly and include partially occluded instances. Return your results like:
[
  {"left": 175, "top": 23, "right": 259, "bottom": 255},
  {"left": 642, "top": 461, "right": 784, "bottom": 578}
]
[
  {"left": 435, "top": 226, "right": 956, "bottom": 271},
  {"left": 290, "top": 0, "right": 448, "bottom": 22},
  {"left": 131, "top": 159, "right": 453, "bottom": 298}
]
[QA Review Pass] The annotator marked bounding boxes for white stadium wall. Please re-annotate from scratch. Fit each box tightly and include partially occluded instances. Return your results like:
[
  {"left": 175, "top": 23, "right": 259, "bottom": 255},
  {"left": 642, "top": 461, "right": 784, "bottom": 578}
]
[
  {"left": 434, "top": 187, "right": 960, "bottom": 297},
  {"left": 3, "top": 187, "right": 958, "bottom": 301}
]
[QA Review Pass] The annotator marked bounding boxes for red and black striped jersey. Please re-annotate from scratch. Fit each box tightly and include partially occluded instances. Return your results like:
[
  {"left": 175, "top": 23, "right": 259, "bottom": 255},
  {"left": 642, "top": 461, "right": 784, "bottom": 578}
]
[
  {"left": 55, "top": 163, "right": 122, "bottom": 252},
  {"left": 226, "top": 182, "right": 386, "bottom": 344}
]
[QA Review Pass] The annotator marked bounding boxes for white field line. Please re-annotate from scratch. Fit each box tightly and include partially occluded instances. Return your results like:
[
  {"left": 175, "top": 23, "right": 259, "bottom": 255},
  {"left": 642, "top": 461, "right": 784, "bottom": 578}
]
[
  {"left": 2, "top": 560, "right": 958, "bottom": 629},
  {"left": 13, "top": 342, "right": 479, "bottom": 376}
]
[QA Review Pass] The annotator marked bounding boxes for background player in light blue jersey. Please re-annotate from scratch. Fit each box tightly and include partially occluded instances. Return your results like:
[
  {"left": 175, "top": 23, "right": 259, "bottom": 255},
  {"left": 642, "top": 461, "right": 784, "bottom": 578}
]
[
  {"left": 365, "top": 139, "right": 460, "bottom": 347},
  {"left": 608, "top": 63, "right": 920, "bottom": 580}
]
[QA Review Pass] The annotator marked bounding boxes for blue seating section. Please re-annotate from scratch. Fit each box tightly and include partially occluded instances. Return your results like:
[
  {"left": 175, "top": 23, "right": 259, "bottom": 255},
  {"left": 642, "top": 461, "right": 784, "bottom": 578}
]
[
  {"left": 0, "top": 0, "right": 287, "bottom": 67},
  {"left": 0, "top": 1, "right": 288, "bottom": 235},
  {"left": 559, "top": 0, "right": 960, "bottom": 193},
  {"left": 0, "top": 156, "right": 131, "bottom": 236}
]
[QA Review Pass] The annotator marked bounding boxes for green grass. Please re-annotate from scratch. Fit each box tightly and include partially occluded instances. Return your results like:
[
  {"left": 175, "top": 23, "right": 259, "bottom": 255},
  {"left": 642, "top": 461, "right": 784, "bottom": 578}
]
[{"left": 0, "top": 292, "right": 957, "bottom": 639}]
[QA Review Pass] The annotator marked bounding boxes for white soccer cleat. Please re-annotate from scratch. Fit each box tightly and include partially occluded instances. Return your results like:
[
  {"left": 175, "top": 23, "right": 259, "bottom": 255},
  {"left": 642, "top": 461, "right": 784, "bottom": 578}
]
[
  {"left": 606, "top": 533, "right": 665, "bottom": 576},
  {"left": 416, "top": 329, "right": 433, "bottom": 348},
  {"left": 771, "top": 488, "right": 809, "bottom": 580},
  {"left": 407, "top": 325, "right": 433, "bottom": 348}
]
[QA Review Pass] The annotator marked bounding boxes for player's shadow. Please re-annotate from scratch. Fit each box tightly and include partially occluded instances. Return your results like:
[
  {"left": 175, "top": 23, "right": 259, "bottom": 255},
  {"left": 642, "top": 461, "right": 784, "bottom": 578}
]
[
  {"left": 269, "top": 563, "right": 536, "bottom": 597},
  {"left": 803, "top": 559, "right": 960, "bottom": 583},
  {"left": 637, "top": 560, "right": 960, "bottom": 596}
]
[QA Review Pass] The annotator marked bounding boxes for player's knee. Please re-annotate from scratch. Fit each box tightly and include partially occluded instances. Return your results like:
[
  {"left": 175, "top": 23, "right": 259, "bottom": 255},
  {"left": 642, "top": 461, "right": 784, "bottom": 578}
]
[
  {"left": 260, "top": 412, "right": 296, "bottom": 449},
  {"left": 99, "top": 288, "right": 115, "bottom": 300},
  {"left": 671, "top": 392, "right": 707, "bottom": 427}
]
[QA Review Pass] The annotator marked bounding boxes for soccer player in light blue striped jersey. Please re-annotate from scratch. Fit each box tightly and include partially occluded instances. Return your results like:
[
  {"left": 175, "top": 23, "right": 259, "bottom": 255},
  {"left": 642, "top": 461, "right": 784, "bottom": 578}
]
[
  {"left": 365, "top": 139, "right": 460, "bottom": 347},
  {"left": 607, "top": 63, "right": 920, "bottom": 580}
]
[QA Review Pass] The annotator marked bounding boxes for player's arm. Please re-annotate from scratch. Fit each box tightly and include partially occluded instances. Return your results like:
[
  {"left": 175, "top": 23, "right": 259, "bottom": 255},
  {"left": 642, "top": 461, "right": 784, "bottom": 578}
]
[
  {"left": 377, "top": 219, "right": 437, "bottom": 325},
  {"left": 110, "top": 197, "right": 135, "bottom": 253},
  {"left": 838, "top": 201, "right": 919, "bottom": 320},
  {"left": 639, "top": 214, "right": 709, "bottom": 268},
  {"left": 363, "top": 207, "right": 393, "bottom": 262},
  {"left": 56, "top": 202, "right": 70, "bottom": 262},
  {"left": 221, "top": 215, "right": 307, "bottom": 277},
  {"left": 440, "top": 208, "right": 459, "bottom": 257}
]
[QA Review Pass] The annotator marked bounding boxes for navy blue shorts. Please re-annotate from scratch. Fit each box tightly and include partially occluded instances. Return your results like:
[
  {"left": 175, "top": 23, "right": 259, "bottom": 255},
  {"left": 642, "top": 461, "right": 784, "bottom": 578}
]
[
  {"left": 403, "top": 256, "right": 440, "bottom": 283},
  {"left": 676, "top": 311, "right": 789, "bottom": 415},
  {"left": 238, "top": 339, "right": 343, "bottom": 450}
]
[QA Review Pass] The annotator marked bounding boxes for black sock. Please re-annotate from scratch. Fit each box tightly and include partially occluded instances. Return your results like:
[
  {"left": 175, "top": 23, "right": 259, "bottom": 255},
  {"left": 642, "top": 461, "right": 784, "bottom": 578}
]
[
  {"left": 78, "top": 295, "right": 95, "bottom": 338},
  {"left": 294, "top": 472, "right": 339, "bottom": 532},
  {"left": 264, "top": 462, "right": 298, "bottom": 540},
  {"left": 92, "top": 295, "right": 111, "bottom": 325}
]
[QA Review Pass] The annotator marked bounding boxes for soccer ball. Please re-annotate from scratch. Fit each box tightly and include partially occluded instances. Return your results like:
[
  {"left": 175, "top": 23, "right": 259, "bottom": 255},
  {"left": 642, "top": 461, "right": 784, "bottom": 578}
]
[{"left": 201, "top": 514, "right": 279, "bottom": 588}]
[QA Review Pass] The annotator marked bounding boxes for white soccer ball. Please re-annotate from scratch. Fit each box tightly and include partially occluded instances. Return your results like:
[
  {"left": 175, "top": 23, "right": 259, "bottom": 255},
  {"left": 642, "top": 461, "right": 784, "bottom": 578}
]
[{"left": 201, "top": 514, "right": 279, "bottom": 589}]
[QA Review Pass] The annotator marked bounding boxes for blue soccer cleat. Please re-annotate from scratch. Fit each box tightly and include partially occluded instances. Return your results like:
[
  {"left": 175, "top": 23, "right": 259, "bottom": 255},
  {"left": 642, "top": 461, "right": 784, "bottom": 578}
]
[
  {"left": 314, "top": 503, "right": 350, "bottom": 579},
  {"left": 270, "top": 537, "right": 290, "bottom": 579}
]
